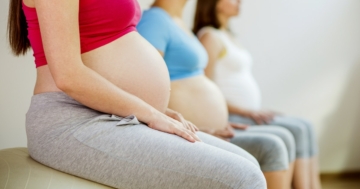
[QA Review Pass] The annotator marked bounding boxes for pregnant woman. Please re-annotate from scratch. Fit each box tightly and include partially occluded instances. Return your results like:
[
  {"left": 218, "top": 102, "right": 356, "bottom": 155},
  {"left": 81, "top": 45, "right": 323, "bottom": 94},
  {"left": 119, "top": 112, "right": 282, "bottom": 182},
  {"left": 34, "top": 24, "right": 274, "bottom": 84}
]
[
  {"left": 194, "top": 0, "right": 321, "bottom": 188},
  {"left": 137, "top": 0, "right": 297, "bottom": 188},
  {"left": 7, "top": 0, "right": 266, "bottom": 188}
]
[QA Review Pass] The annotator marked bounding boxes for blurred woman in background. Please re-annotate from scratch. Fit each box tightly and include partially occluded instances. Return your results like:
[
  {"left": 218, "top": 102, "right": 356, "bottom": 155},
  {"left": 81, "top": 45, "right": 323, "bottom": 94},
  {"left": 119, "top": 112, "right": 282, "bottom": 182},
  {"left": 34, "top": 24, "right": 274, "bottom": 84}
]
[
  {"left": 137, "top": 0, "right": 298, "bottom": 188},
  {"left": 194, "top": 0, "right": 321, "bottom": 188}
]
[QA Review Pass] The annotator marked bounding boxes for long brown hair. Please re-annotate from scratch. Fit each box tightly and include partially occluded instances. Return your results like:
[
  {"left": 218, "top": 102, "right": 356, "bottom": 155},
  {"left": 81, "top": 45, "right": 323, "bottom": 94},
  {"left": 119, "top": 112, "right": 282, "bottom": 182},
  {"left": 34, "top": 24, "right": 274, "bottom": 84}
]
[
  {"left": 193, "top": 0, "right": 221, "bottom": 35},
  {"left": 8, "top": 0, "right": 31, "bottom": 56}
]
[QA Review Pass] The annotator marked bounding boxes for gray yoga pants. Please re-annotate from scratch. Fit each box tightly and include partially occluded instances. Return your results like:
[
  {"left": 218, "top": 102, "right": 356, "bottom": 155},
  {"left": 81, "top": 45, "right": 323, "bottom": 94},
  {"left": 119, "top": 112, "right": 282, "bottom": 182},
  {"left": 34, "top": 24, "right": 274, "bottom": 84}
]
[
  {"left": 229, "top": 114, "right": 318, "bottom": 158},
  {"left": 26, "top": 92, "right": 266, "bottom": 189},
  {"left": 231, "top": 126, "right": 295, "bottom": 172}
]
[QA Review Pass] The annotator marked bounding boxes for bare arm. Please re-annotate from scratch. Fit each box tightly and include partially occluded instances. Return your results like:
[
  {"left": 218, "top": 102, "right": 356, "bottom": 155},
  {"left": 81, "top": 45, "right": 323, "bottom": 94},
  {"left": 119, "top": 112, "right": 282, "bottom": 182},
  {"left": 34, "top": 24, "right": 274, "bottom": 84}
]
[
  {"left": 155, "top": 50, "right": 200, "bottom": 135},
  {"left": 228, "top": 102, "right": 249, "bottom": 116},
  {"left": 34, "top": 0, "right": 199, "bottom": 142},
  {"left": 198, "top": 31, "right": 224, "bottom": 79}
]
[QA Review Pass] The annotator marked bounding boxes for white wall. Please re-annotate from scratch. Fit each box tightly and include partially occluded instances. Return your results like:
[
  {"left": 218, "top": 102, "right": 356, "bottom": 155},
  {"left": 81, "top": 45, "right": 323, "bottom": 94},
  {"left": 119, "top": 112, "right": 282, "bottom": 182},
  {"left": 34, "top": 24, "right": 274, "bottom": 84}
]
[
  {"left": 229, "top": 0, "right": 360, "bottom": 173},
  {"left": 1, "top": 0, "right": 359, "bottom": 173},
  {"left": 0, "top": 2, "right": 36, "bottom": 150}
]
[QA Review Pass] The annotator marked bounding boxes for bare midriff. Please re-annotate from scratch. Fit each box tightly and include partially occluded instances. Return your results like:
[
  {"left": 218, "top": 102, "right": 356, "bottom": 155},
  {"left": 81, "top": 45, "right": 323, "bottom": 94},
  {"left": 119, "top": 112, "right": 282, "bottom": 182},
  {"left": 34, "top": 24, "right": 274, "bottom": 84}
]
[
  {"left": 168, "top": 75, "right": 228, "bottom": 131},
  {"left": 34, "top": 32, "right": 171, "bottom": 113}
]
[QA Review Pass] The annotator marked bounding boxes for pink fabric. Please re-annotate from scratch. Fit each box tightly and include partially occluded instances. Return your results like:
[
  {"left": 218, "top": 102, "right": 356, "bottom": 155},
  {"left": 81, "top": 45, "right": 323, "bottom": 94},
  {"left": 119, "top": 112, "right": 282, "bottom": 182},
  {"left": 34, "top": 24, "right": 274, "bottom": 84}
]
[{"left": 22, "top": 0, "right": 142, "bottom": 68}]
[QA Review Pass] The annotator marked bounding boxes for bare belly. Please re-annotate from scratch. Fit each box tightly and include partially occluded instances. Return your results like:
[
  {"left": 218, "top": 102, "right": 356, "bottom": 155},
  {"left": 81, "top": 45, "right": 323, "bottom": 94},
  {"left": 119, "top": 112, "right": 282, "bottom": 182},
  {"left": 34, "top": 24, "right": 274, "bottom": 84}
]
[
  {"left": 168, "top": 75, "right": 228, "bottom": 130},
  {"left": 34, "top": 32, "right": 171, "bottom": 112}
]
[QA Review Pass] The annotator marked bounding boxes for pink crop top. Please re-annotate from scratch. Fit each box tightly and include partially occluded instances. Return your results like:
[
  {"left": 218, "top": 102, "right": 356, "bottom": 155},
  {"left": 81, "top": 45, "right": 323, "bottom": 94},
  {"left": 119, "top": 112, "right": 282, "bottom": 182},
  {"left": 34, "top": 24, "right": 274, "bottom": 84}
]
[{"left": 22, "top": 0, "right": 142, "bottom": 68}]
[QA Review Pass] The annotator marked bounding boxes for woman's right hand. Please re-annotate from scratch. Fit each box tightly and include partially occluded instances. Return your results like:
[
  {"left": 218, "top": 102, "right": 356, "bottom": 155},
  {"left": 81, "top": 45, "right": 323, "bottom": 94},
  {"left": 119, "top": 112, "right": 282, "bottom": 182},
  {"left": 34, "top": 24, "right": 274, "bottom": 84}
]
[
  {"left": 147, "top": 112, "right": 201, "bottom": 143},
  {"left": 242, "top": 110, "right": 276, "bottom": 125},
  {"left": 201, "top": 123, "right": 237, "bottom": 142}
]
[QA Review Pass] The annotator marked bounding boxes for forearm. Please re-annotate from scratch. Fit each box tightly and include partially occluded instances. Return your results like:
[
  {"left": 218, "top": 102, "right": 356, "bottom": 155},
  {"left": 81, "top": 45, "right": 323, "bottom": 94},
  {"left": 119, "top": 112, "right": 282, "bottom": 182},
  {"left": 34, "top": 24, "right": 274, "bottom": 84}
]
[
  {"left": 57, "top": 64, "right": 158, "bottom": 124},
  {"left": 227, "top": 103, "right": 249, "bottom": 117}
]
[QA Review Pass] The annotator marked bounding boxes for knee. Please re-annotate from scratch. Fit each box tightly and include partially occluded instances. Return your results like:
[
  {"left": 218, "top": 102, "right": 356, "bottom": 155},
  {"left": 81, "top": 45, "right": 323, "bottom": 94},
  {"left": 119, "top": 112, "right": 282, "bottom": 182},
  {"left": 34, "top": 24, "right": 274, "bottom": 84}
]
[
  {"left": 268, "top": 127, "right": 296, "bottom": 162},
  {"left": 296, "top": 118, "right": 313, "bottom": 129},
  {"left": 281, "top": 123, "right": 309, "bottom": 153},
  {"left": 229, "top": 158, "right": 267, "bottom": 189},
  {"left": 290, "top": 125, "right": 310, "bottom": 157},
  {"left": 290, "top": 124, "right": 308, "bottom": 139},
  {"left": 237, "top": 148, "right": 260, "bottom": 168},
  {"left": 296, "top": 118, "right": 317, "bottom": 140},
  {"left": 237, "top": 166, "right": 267, "bottom": 189},
  {"left": 283, "top": 119, "right": 315, "bottom": 158},
  {"left": 256, "top": 135, "right": 289, "bottom": 172},
  {"left": 295, "top": 118, "right": 318, "bottom": 156}
]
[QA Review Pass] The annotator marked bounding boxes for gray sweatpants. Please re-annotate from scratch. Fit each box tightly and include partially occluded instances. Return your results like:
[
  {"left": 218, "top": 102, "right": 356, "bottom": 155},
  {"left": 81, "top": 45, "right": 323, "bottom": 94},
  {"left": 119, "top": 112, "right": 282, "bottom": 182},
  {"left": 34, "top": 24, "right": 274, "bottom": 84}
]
[
  {"left": 231, "top": 126, "right": 295, "bottom": 172},
  {"left": 229, "top": 114, "right": 318, "bottom": 158},
  {"left": 26, "top": 92, "right": 266, "bottom": 189}
]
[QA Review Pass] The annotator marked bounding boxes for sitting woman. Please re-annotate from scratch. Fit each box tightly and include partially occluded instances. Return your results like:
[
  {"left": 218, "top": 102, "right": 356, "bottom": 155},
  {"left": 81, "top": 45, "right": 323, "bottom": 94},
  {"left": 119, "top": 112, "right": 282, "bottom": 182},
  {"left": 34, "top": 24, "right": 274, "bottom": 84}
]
[
  {"left": 193, "top": 0, "right": 321, "bottom": 188},
  {"left": 137, "top": 0, "right": 296, "bottom": 188},
  {"left": 7, "top": 0, "right": 267, "bottom": 188}
]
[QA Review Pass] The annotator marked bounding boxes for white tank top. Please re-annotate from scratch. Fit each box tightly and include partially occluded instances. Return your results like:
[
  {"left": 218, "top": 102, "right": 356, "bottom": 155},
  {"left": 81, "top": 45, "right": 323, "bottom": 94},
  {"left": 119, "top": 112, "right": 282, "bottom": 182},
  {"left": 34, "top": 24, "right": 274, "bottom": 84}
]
[{"left": 198, "top": 27, "right": 262, "bottom": 110}]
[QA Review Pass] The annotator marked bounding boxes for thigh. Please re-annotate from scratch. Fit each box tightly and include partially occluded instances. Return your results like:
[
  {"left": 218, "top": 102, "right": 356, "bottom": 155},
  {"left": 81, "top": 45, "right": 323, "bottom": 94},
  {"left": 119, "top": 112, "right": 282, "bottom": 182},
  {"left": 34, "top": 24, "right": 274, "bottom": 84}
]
[
  {"left": 279, "top": 116, "right": 318, "bottom": 156},
  {"left": 245, "top": 126, "right": 296, "bottom": 163},
  {"left": 231, "top": 131, "right": 289, "bottom": 172},
  {"left": 230, "top": 114, "right": 309, "bottom": 158},
  {"left": 196, "top": 132, "right": 259, "bottom": 167},
  {"left": 270, "top": 116, "right": 310, "bottom": 158},
  {"left": 30, "top": 116, "right": 266, "bottom": 189}
]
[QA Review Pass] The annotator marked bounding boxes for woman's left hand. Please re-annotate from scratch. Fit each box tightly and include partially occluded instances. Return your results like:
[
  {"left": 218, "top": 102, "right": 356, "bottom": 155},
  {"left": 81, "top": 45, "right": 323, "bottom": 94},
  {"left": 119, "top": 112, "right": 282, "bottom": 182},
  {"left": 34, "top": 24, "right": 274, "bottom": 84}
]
[{"left": 229, "top": 122, "right": 248, "bottom": 130}]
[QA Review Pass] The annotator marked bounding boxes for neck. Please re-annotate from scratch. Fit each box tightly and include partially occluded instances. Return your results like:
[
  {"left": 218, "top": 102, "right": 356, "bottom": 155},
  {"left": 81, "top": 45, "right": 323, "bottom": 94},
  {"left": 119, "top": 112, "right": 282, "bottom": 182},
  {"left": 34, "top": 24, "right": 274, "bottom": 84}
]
[
  {"left": 217, "top": 13, "right": 230, "bottom": 30},
  {"left": 153, "top": 0, "right": 187, "bottom": 18}
]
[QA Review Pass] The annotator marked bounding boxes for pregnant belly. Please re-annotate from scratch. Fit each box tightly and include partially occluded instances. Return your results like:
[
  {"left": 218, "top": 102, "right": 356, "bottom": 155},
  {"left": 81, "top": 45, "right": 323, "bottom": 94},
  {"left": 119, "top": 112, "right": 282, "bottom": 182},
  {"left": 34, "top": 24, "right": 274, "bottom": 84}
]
[
  {"left": 168, "top": 75, "right": 228, "bottom": 130},
  {"left": 215, "top": 75, "right": 262, "bottom": 111},
  {"left": 81, "top": 32, "right": 171, "bottom": 112}
]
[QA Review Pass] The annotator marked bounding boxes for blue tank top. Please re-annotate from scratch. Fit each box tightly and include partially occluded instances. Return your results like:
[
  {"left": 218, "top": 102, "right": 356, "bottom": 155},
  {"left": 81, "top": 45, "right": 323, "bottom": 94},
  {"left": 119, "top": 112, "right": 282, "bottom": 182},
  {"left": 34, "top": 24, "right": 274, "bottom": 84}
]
[{"left": 137, "top": 7, "right": 208, "bottom": 81}]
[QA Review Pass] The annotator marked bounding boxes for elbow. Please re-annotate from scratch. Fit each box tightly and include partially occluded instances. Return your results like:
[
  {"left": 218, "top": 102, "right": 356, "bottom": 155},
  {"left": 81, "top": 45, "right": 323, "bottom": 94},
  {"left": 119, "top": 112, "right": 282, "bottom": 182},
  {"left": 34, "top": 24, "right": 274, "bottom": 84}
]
[
  {"left": 53, "top": 74, "right": 73, "bottom": 92},
  {"left": 55, "top": 78, "right": 70, "bottom": 92},
  {"left": 51, "top": 64, "right": 83, "bottom": 92}
]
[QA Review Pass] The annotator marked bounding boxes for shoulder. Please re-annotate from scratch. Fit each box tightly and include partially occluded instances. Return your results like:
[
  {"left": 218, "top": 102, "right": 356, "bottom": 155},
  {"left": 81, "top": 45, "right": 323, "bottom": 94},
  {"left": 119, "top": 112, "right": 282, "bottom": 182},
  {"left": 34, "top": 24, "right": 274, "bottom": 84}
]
[
  {"left": 197, "top": 27, "right": 218, "bottom": 39},
  {"left": 139, "top": 7, "right": 170, "bottom": 26},
  {"left": 197, "top": 27, "right": 222, "bottom": 48}
]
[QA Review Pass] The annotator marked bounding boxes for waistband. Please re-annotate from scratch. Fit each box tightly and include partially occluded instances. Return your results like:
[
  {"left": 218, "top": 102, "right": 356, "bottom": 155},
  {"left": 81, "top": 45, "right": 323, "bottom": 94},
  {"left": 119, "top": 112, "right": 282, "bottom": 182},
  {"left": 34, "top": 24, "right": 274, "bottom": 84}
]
[{"left": 31, "top": 91, "right": 83, "bottom": 105}]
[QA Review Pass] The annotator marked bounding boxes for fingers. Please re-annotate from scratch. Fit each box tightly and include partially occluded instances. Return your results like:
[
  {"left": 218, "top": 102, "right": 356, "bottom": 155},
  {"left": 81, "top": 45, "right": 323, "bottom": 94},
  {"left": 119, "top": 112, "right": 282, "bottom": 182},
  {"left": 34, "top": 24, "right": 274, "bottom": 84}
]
[
  {"left": 183, "top": 122, "right": 201, "bottom": 142},
  {"left": 149, "top": 112, "right": 202, "bottom": 143},
  {"left": 267, "top": 112, "right": 276, "bottom": 121},
  {"left": 174, "top": 128, "right": 196, "bottom": 142},
  {"left": 225, "top": 125, "right": 235, "bottom": 138},
  {"left": 214, "top": 127, "right": 234, "bottom": 139},
  {"left": 262, "top": 112, "right": 275, "bottom": 124},
  {"left": 185, "top": 121, "right": 196, "bottom": 133},
  {"left": 174, "top": 127, "right": 201, "bottom": 143},
  {"left": 214, "top": 133, "right": 232, "bottom": 142},
  {"left": 214, "top": 135, "right": 231, "bottom": 142},
  {"left": 251, "top": 113, "right": 264, "bottom": 125},
  {"left": 259, "top": 114, "right": 270, "bottom": 124},
  {"left": 171, "top": 112, "right": 197, "bottom": 134},
  {"left": 187, "top": 121, "right": 199, "bottom": 133},
  {"left": 175, "top": 119, "right": 201, "bottom": 142},
  {"left": 229, "top": 122, "right": 248, "bottom": 130},
  {"left": 251, "top": 112, "right": 273, "bottom": 125},
  {"left": 176, "top": 119, "right": 201, "bottom": 142},
  {"left": 188, "top": 129, "right": 202, "bottom": 142}
]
